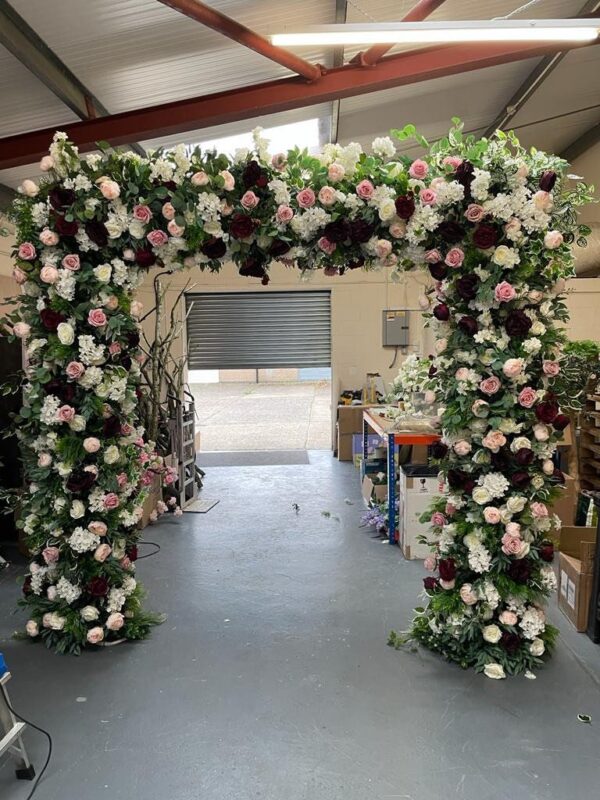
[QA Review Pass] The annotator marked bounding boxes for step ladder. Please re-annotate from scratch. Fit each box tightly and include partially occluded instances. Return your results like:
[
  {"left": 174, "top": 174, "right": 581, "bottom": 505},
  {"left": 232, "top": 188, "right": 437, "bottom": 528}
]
[{"left": 0, "top": 671, "right": 35, "bottom": 781}]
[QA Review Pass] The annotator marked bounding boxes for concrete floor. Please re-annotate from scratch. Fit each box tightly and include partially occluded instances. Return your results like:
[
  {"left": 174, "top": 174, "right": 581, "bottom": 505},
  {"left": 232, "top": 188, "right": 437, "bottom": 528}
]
[
  {"left": 1, "top": 452, "right": 600, "bottom": 800},
  {"left": 190, "top": 381, "right": 331, "bottom": 451}
]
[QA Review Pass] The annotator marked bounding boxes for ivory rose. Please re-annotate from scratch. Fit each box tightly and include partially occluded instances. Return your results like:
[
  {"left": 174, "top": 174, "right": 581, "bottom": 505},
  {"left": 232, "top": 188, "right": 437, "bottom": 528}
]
[
  {"left": 13, "top": 322, "right": 31, "bottom": 338},
  {"left": 388, "top": 220, "right": 406, "bottom": 239},
  {"left": 219, "top": 170, "right": 235, "bottom": 191},
  {"left": 453, "top": 440, "right": 471, "bottom": 456},
  {"left": 88, "top": 521, "right": 107, "bottom": 536},
  {"left": 318, "top": 186, "right": 337, "bottom": 206},
  {"left": 39, "top": 155, "right": 54, "bottom": 171},
  {"left": 87, "top": 627, "right": 105, "bottom": 644},
  {"left": 483, "top": 663, "right": 506, "bottom": 680},
  {"left": 26, "top": 620, "right": 39, "bottom": 637},
  {"left": 39, "top": 229, "right": 59, "bottom": 247},
  {"left": 38, "top": 452, "right": 52, "bottom": 468},
  {"left": 106, "top": 612, "right": 125, "bottom": 631},
  {"left": 83, "top": 437, "right": 101, "bottom": 453},
  {"left": 40, "top": 265, "right": 59, "bottom": 284},
  {"left": 328, "top": 163, "right": 345, "bottom": 182},
  {"left": 460, "top": 584, "right": 478, "bottom": 605},
  {"left": 499, "top": 610, "right": 518, "bottom": 626},
  {"left": 161, "top": 202, "right": 175, "bottom": 220},
  {"left": 482, "top": 431, "right": 506, "bottom": 452},
  {"left": 483, "top": 507, "right": 501, "bottom": 524},
  {"left": 544, "top": 230, "right": 563, "bottom": 249},
  {"left": 375, "top": 239, "right": 392, "bottom": 260},
  {"left": 191, "top": 171, "right": 209, "bottom": 186},
  {"left": 94, "top": 543, "right": 112, "bottom": 562},
  {"left": 502, "top": 358, "right": 524, "bottom": 378},
  {"left": 482, "top": 624, "right": 502, "bottom": 643},
  {"left": 530, "top": 638, "right": 545, "bottom": 656},
  {"left": 167, "top": 220, "right": 185, "bottom": 237},
  {"left": 57, "top": 322, "right": 75, "bottom": 345},
  {"left": 533, "top": 423, "right": 550, "bottom": 442},
  {"left": 99, "top": 180, "right": 120, "bottom": 200}
]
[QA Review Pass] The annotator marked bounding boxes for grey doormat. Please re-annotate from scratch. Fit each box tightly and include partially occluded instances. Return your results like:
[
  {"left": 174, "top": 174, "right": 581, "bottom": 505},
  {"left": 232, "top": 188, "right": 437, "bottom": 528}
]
[
  {"left": 197, "top": 450, "right": 310, "bottom": 467},
  {"left": 185, "top": 498, "right": 220, "bottom": 514}
]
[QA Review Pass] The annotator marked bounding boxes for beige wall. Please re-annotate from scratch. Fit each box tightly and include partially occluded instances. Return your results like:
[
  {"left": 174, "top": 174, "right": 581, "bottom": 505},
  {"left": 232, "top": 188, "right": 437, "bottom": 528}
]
[{"left": 564, "top": 277, "right": 600, "bottom": 342}]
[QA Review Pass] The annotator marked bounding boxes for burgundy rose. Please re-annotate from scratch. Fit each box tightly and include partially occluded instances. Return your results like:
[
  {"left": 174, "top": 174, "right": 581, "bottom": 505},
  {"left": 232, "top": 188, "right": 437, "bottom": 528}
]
[
  {"left": 87, "top": 577, "right": 109, "bottom": 597},
  {"left": 346, "top": 258, "right": 364, "bottom": 270},
  {"left": 161, "top": 180, "right": 177, "bottom": 193},
  {"left": 428, "top": 365, "right": 438, "bottom": 378},
  {"left": 436, "top": 221, "right": 465, "bottom": 244},
  {"left": 508, "top": 559, "right": 532, "bottom": 584},
  {"left": 458, "top": 316, "right": 478, "bottom": 336},
  {"left": 464, "top": 479, "right": 476, "bottom": 494},
  {"left": 49, "top": 187, "right": 76, "bottom": 210},
  {"left": 447, "top": 469, "right": 467, "bottom": 489},
  {"left": 54, "top": 214, "right": 79, "bottom": 237},
  {"left": 44, "top": 379, "right": 75, "bottom": 404},
  {"left": 491, "top": 449, "right": 510, "bottom": 470},
  {"left": 454, "top": 160, "right": 475, "bottom": 190},
  {"left": 456, "top": 274, "right": 479, "bottom": 301},
  {"left": 505, "top": 310, "right": 532, "bottom": 338},
  {"left": 269, "top": 239, "right": 291, "bottom": 257},
  {"left": 238, "top": 256, "right": 266, "bottom": 279},
  {"left": 261, "top": 275, "right": 270, "bottom": 286},
  {"left": 423, "top": 576, "right": 438, "bottom": 592},
  {"left": 535, "top": 400, "right": 559, "bottom": 424},
  {"left": 553, "top": 467, "right": 565, "bottom": 483},
  {"left": 135, "top": 248, "right": 156, "bottom": 268},
  {"left": 127, "top": 330, "right": 140, "bottom": 348},
  {"left": 242, "top": 160, "right": 263, "bottom": 188},
  {"left": 349, "top": 218, "right": 374, "bottom": 244},
  {"left": 66, "top": 470, "right": 97, "bottom": 493},
  {"left": 514, "top": 448, "right": 534, "bottom": 466},
  {"left": 539, "top": 170, "right": 557, "bottom": 192},
  {"left": 126, "top": 545, "right": 139, "bottom": 562},
  {"left": 103, "top": 416, "right": 122, "bottom": 437},
  {"left": 472, "top": 223, "right": 499, "bottom": 250},
  {"left": 511, "top": 471, "right": 530, "bottom": 490},
  {"left": 501, "top": 632, "right": 522, "bottom": 655},
  {"left": 438, "top": 558, "right": 456, "bottom": 582},
  {"left": 22, "top": 575, "right": 32, "bottom": 596},
  {"left": 119, "top": 355, "right": 132, "bottom": 371},
  {"left": 553, "top": 413, "right": 569, "bottom": 431},
  {"left": 85, "top": 220, "right": 109, "bottom": 247},
  {"left": 323, "top": 219, "right": 350, "bottom": 243},
  {"left": 540, "top": 542, "right": 555, "bottom": 562},
  {"left": 200, "top": 237, "right": 227, "bottom": 260},
  {"left": 394, "top": 194, "right": 415, "bottom": 220},
  {"left": 429, "top": 262, "right": 448, "bottom": 281},
  {"left": 433, "top": 303, "right": 450, "bottom": 322},
  {"left": 229, "top": 213, "right": 255, "bottom": 240},
  {"left": 431, "top": 442, "right": 448, "bottom": 459},
  {"left": 40, "top": 308, "right": 66, "bottom": 332}
]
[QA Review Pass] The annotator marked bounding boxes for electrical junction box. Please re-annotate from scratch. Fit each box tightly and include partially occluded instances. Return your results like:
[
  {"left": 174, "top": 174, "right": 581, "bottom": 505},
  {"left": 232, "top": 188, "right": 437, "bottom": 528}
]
[{"left": 382, "top": 309, "right": 409, "bottom": 347}]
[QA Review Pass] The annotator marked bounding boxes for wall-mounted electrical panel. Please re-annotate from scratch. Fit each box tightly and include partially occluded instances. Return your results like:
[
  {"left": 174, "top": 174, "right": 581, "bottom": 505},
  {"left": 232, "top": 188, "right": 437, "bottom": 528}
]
[{"left": 382, "top": 309, "right": 410, "bottom": 347}]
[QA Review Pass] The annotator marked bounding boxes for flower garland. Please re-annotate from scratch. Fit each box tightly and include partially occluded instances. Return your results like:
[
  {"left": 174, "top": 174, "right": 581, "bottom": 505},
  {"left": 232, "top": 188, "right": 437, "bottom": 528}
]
[{"left": 4, "top": 122, "right": 592, "bottom": 668}]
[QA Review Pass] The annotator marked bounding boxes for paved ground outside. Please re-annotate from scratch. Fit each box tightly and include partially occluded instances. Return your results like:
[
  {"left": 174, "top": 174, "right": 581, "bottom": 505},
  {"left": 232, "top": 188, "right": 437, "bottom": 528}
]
[{"left": 190, "top": 381, "right": 332, "bottom": 451}]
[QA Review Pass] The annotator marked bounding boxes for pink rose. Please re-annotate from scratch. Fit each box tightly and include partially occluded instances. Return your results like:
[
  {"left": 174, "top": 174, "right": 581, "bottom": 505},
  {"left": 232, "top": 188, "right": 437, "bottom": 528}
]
[
  {"left": 88, "top": 308, "right": 107, "bottom": 327},
  {"left": 219, "top": 170, "right": 235, "bottom": 191},
  {"left": 116, "top": 473, "right": 128, "bottom": 487},
  {"left": 544, "top": 230, "right": 563, "bottom": 250},
  {"left": 87, "top": 627, "right": 105, "bottom": 644},
  {"left": 409, "top": 159, "right": 428, "bottom": 179},
  {"left": 104, "top": 295, "right": 119, "bottom": 311},
  {"left": 271, "top": 153, "right": 287, "bottom": 170},
  {"left": 123, "top": 248, "right": 136, "bottom": 261},
  {"left": 375, "top": 239, "right": 392, "bottom": 260},
  {"left": 483, "top": 507, "right": 501, "bottom": 524},
  {"left": 93, "top": 543, "right": 112, "bottom": 563},
  {"left": 39, "top": 155, "right": 54, "bottom": 171},
  {"left": 459, "top": 584, "right": 478, "bottom": 605},
  {"left": 424, "top": 249, "right": 442, "bottom": 263},
  {"left": 533, "top": 190, "right": 553, "bottom": 211},
  {"left": 103, "top": 493, "right": 120, "bottom": 510},
  {"left": 388, "top": 221, "right": 406, "bottom": 239},
  {"left": 505, "top": 522, "right": 521, "bottom": 536},
  {"left": 57, "top": 405, "right": 75, "bottom": 423},
  {"left": 518, "top": 387, "right": 537, "bottom": 408},
  {"left": 83, "top": 437, "right": 101, "bottom": 453},
  {"left": 147, "top": 229, "right": 169, "bottom": 247},
  {"left": 38, "top": 452, "right": 52, "bottom": 468},
  {"left": 109, "top": 342, "right": 122, "bottom": 355},
  {"left": 61, "top": 254, "right": 81, "bottom": 271},
  {"left": 296, "top": 188, "right": 316, "bottom": 209},
  {"left": 418, "top": 295, "right": 430, "bottom": 310},
  {"left": 88, "top": 521, "right": 107, "bottom": 536},
  {"left": 121, "top": 423, "right": 134, "bottom": 436},
  {"left": 133, "top": 204, "right": 152, "bottom": 223},
  {"left": 455, "top": 368, "right": 470, "bottom": 381},
  {"left": 42, "top": 546, "right": 60, "bottom": 564},
  {"left": 503, "top": 358, "right": 524, "bottom": 378},
  {"left": 18, "top": 242, "right": 36, "bottom": 261},
  {"left": 66, "top": 361, "right": 85, "bottom": 380},
  {"left": 499, "top": 610, "right": 518, "bottom": 626},
  {"left": 502, "top": 533, "right": 523, "bottom": 556},
  {"left": 99, "top": 180, "right": 120, "bottom": 200},
  {"left": 13, "top": 322, "right": 31, "bottom": 338},
  {"left": 482, "top": 430, "right": 507, "bottom": 453},
  {"left": 120, "top": 556, "right": 133, "bottom": 570},
  {"left": 276, "top": 204, "right": 294, "bottom": 223},
  {"left": 543, "top": 360, "right": 560, "bottom": 377},
  {"left": 494, "top": 281, "right": 516, "bottom": 303},
  {"left": 39, "top": 229, "right": 59, "bottom": 247},
  {"left": 479, "top": 376, "right": 501, "bottom": 396},
  {"left": 424, "top": 555, "right": 437, "bottom": 571},
  {"left": 442, "top": 156, "right": 462, "bottom": 169},
  {"left": 528, "top": 290, "right": 544, "bottom": 304},
  {"left": 191, "top": 171, "right": 209, "bottom": 186},
  {"left": 106, "top": 612, "right": 125, "bottom": 631},
  {"left": 445, "top": 503, "right": 456, "bottom": 516},
  {"left": 530, "top": 502, "right": 548, "bottom": 518},
  {"left": 431, "top": 512, "right": 446, "bottom": 527},
  {"left": 328, "top": 163, "right": 345, "bottom": 182},
  {"left": 318, "top": 237, "right": 336, "bottom": 255},
  {"left": 167, "top": 220, "right": 185, "bottom": 237},
  {"left": 419, "top": 188, "right": 437, "bottom": 205},
  {"left": 464, "top": 204, "right": 485, "bottom": 223},
  {"left": 161, "top": 203, "right": 176, "bottom": 220},
  {"left": 40, "top": 265, "right": 59, "bottom": 284},
  {"left": 13, "top": 267, "right": 27, "bottom": 284},
  {"left": 453, "top": 440, "right": 472, "bottom": 456},
  {"left": 356, "top": 180, "right": 375, "bottom": 200},
  {"left": 318, "top": 186, "right": 337, "bottom": 206},
  {"left": 241, "top": 191, "right": 259, "bottom": 209},
  {"left": 444, "top": 248, "right": 464, "bottom": 268}
]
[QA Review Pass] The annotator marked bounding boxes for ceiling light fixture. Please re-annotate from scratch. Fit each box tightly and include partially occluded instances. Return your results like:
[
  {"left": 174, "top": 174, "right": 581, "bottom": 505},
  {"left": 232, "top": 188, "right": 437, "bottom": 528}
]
[{"left": 271, "top": 20, "right": 600, "bottom": 47}]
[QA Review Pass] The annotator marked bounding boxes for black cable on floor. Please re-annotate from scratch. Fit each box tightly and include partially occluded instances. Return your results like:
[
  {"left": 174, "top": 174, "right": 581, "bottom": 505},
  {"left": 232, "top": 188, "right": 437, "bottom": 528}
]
[
  {"left": 3, "top": 699, "right": 52, "bottom": 800},
  {"left": 136, "top": 541, "right": 161, "bottom": 560}
]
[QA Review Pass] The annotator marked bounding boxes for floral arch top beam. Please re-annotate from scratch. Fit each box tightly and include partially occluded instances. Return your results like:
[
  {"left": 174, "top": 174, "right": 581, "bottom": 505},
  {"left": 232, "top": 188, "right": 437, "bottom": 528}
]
[{"left": 5, "top": 121, "right": 592, "bottom": 672}]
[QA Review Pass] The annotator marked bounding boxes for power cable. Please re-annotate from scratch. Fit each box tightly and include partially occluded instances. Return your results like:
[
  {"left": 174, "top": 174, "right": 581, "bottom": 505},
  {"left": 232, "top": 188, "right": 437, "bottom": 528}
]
[{"left": 2, "top": 699, "right": 52, "bottom": 800}]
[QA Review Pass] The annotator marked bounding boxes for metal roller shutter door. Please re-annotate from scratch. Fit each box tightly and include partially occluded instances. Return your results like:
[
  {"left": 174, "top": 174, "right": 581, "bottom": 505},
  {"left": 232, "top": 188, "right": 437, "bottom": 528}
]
[{"left": 186, "top": 291, "right": 331, "bottom": 370}]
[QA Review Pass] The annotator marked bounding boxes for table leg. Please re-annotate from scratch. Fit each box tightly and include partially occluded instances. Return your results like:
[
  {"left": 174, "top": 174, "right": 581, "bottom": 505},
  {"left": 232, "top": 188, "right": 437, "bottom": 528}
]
[{"left": 387, "top": 433, "right": 396, "bottom": 545}]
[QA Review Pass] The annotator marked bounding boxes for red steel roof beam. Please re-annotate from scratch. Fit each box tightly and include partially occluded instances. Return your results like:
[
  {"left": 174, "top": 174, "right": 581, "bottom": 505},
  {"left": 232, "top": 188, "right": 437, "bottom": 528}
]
[
  {"left": 157, "top": 0, "right": 322, "bottom": 81},
  {"left": 1, "top": 38, "right": 597, "bottom": 170},
  {"left": 352, "top": 0, "right": 448, "bottom": 66}
]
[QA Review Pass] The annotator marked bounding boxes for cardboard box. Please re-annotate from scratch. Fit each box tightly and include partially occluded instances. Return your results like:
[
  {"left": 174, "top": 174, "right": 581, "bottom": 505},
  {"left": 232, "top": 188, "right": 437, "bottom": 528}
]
[
  {"left": 362, "top": 475, "right": 387, "bottom": 505},
  {"left": 557, "top": 526, "right": 596, "bottom": 631},
  {"left": 337, "top": 405, "right": 368, "bottom": 435},
  {"left": 337, "top": 429, "right": 353, "bottom": 461},
  {"left": 410, "top": 444, "right": 429, "bottom": 465},
  {"left": 398, "top": 467, "right": 445, "bottom": 560},
  {"left": 556, "top": 424, "right": 573, "bottom": 448},
  {"left": 549, "top": 474, "right": 577, "bottom": 527}
]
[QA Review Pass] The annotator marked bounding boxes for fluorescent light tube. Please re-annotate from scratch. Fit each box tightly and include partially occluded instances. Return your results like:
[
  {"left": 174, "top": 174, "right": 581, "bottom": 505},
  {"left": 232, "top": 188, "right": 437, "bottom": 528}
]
[{"left": 271, "top": 20, "right": 600, "bottom": 47}]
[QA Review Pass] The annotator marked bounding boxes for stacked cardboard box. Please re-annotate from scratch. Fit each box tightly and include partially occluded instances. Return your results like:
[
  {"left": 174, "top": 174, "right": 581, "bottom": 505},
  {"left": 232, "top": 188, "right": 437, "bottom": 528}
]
[
  {"left": 336, "top": 405, "right": 374, "bottom": 461},
  {"left": 398, "top": 466, "right": 445, "bottom": 560},
  {"left": 558, "top": 526, "right": 597, "bottom": 631}
]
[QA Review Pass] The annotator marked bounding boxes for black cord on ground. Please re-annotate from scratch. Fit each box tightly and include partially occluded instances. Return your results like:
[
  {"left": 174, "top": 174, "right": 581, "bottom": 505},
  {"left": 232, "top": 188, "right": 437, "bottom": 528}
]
[
  {"left": 3, "top": 699, "right": 52, "bottom": 800},
  {"left": 136, "top": 541, "right": 161, "bottom": 560}
]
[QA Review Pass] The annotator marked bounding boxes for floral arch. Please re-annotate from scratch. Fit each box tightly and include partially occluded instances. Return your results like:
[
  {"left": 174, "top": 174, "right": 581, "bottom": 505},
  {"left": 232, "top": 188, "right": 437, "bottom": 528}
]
[{"left": 5, "top": 121, "right": 592, "bottom": 676}]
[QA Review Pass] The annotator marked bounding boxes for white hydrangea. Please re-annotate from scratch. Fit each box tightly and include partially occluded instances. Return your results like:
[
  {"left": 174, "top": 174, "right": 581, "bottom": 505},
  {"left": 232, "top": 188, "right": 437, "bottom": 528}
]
[
  {"left": 68, "top": 527, "right": 100, "bottom": 553},
  {"left": 471, "top": 168, "right": 491, "bottom": 201},
  {"left": 267, "top": 178, "right": 290, "bottom": 205},
  {"left": 149, "top": 157, "right": 175, "bottom": 183},
  {"left": 78, "top": 335, "right": 106, "bottom": 366},
  {"left": 107, "top": 587, "right": 126, "bottom": 613},
  {"left": 31, "top": 201, "right": 49, "bottom": 228},
  {"left": 31, "top": 567, "right": 48, "bottom": 595},
  {"left": 371, "top": 136, "right": 395, "bottom": 159},
  {"left": 79, "top": 366, "right": 103, "bottom": 388},
  {"left": 519, "top": 606, "right": 546, "bottom": 640},
  {"left": 468, "top": 544, "right": 492, "bottom": 573},
  {"left": 40, "top": 395, "right": 61, "bottom": 425},
  {"left": 55, "top": 268, "right": 77, "bottom": 301},
  {"left": 481, "top": 472, "right": 510, "bottom": 499},
  {"left": 290, "top": 207, "right": 331, "bottom": 241},
  {"left": 122, "top": 576, "right": 137, "bottom": 596},
  {"left": 56, "top": 576, "right": 82, "bottom": 603}
]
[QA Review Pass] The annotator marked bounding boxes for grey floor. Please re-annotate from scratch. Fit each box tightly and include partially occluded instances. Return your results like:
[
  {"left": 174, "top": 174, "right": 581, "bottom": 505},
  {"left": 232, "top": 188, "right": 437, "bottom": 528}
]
[{"left": 1, "top": 451, "right": 600, "bottom": 800}]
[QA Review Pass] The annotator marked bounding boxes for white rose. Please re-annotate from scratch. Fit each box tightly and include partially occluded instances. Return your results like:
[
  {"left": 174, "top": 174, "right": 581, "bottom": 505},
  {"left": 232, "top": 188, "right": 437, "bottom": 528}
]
[
  {"left": 69, "top": 415, "right": 86, "bottom": 432},
  {"left": 463, "top": 533, "right": 481, "bottom": 549},
  {"left": 515, "top": 541, "right": 531, "bottom": 559},
  {"left": 20, "top": 179, "right": 40, "bottom": 197},
  {"left": 531, "top": 475, "right": 545, "bottom": 490},
  {"left": 26, "top": 620, "right": 39, "bottom": 637},
  {"left": 70, "top": 500, "right": 85, "bottom": 519},
  {"left": 510, "top": 436, "right": 531, "bottom": 452},
  {"left": 492, "top": 245, "right": 511, "bottom": 266},
  {"left": 483, "top": 663, "right": 506, "bottom": 680},
  {"left": 43, "top": 612, "right": 66, "bottom": 630},
  {"left": 57, "top": 322, "right": 75, "bottom": 345},
  {"left": 105, "top": 219, "right": 125, "bottom": 239},
  {"left": 47, "top": 586, "right": 57, "bottom": 601},
  {"left": 80, "top": 605, "right": 100, "bottom": 622},
  {"left": 94, "top": 264, "right": 112, "bottom": 282},
  {"left": 378, "top": 198, "right": 397, "bottom": 221},
  {"left": 533, "top": 424, "right": 550, "bottom": 442},
  {"left": 435, "top": 338, "right": 447, "bottom": 354},
  {"left": 128, "top": 220, "right": 145, "bottom": 239},
  {"left": 530, "top": 638, "right": 545, "bottom": 657},
  {"left": 472, "top": 487, "right": 492, "bottom": 505},
  {"left": 506, "top": 496, "right": 527, "bottom": 514},
  {"left": 103, "top": 445, "right": 120, "bottom": 465},
  {"left": 482, "top": 624, "right": 502, "bottom": 643}
]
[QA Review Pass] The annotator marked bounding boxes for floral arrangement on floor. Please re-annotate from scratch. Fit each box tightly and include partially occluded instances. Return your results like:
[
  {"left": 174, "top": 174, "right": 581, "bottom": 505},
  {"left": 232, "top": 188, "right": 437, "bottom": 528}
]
[{"left": 3, "top": 120, "right": 592, "bottom": 667}]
